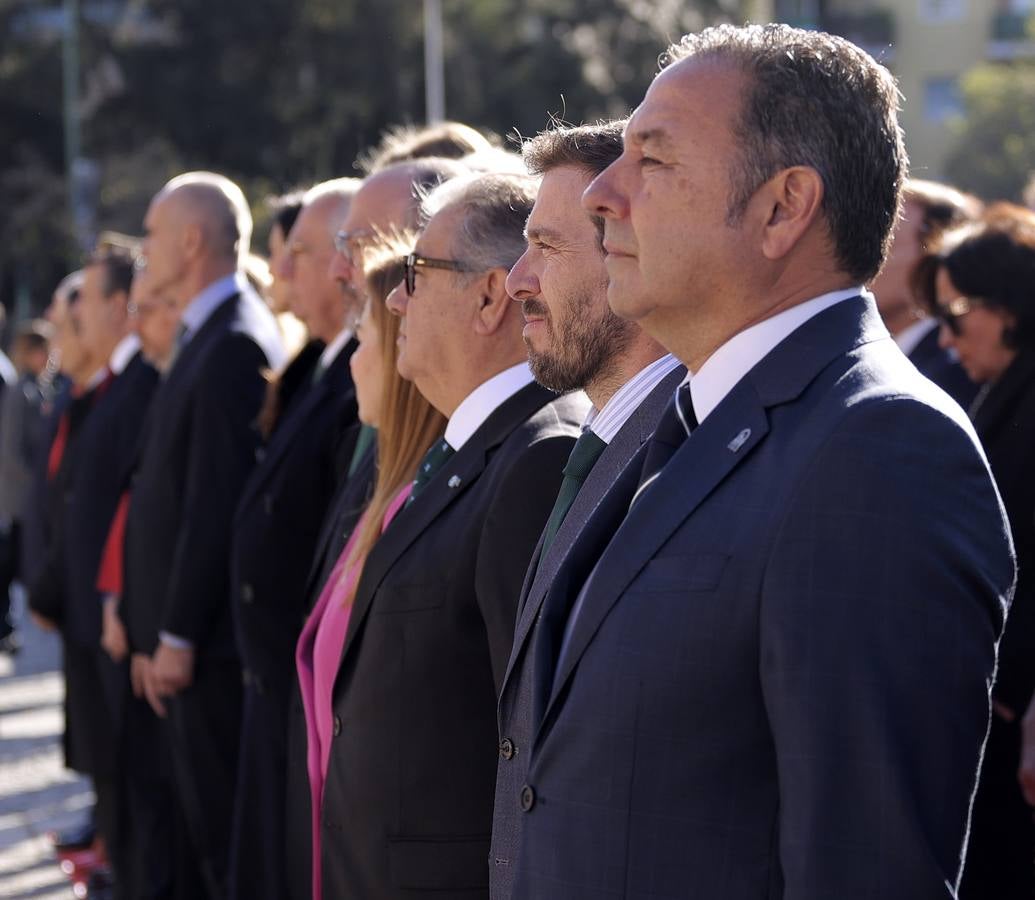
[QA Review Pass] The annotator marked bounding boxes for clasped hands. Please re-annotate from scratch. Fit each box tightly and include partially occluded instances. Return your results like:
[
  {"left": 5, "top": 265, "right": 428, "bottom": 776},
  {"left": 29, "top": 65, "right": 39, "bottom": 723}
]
[{"left": 130, "top": 642, "right": 194, "bottom": 718}]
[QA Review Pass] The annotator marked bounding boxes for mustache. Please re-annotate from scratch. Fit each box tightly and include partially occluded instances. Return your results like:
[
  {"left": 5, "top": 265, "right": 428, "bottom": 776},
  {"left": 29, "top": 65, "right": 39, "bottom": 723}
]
[{"left": 521, "top": 298, "right": 549, "bottom": 320}]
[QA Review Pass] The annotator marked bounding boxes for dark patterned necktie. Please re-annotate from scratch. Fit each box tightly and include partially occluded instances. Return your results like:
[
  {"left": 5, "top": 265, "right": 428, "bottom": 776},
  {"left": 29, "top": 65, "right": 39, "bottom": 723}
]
[
  {"left": 632, "top": 382, "right": 697, "bottom": 508},
  {"left": 536, "top": 430, "right": 608, "bottom": 569},
  {"left": 406, "top": 438, "right": 455, "bottom": 506}
]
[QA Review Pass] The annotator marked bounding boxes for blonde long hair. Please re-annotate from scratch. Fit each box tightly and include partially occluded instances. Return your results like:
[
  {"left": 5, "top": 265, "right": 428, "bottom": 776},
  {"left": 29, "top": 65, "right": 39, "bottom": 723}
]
[{"left": 341, "top": 235, "right": 447, "bottom": 604}]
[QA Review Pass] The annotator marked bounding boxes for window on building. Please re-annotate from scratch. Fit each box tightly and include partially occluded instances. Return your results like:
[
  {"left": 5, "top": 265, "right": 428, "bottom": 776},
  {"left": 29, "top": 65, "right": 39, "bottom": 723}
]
[
  {"left": 919, "top": 0, "right": 967, "bottom": 21},
  {"left": 924, "top": 77, "right": 964, "bottom": 122}
]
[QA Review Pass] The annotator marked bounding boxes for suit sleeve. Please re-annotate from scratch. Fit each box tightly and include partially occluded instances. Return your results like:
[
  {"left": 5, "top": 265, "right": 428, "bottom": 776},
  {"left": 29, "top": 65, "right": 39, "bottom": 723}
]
[
  {"left": 160, "top": 335, "right": 267, "bottom": 643},
  {"left": 759, "top": 399, "right": 1014, "bottom": 899},
  {"left": 476, "top": 432, "right": 577, "bottom": 695}
]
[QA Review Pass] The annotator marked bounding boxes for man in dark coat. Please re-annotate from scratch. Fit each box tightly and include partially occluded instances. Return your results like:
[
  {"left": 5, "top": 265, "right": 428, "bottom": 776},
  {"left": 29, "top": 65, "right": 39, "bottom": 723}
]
[{"left": 121, "top": 171, "right": 283, "bottom": 900}]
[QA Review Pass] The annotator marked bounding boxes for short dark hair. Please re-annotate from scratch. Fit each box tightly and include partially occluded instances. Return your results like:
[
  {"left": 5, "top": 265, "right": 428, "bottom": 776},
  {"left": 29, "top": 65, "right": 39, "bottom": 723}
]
[
  {"left": 914, "top": 203, "right": 1035, "bottom": 351},
  {"left": 88, "top": 246, "right": 135, "bottom": 298},
  {"left": 663, "top": 24, "right": 907, "bottom": 283},
  {"left": 521, "top": 120, "right": 626, "bottom": 178},
  {"left": 362, "top": 122, "right": 495, "bottom": 174}
]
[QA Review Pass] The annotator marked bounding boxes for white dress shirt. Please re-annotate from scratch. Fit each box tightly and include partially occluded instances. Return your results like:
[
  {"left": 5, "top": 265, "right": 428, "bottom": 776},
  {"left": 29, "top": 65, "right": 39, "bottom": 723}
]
[
  {"left": 110, "top": 334, "right": 141, "bottom": 376},
  {"left": 444, "top": 362, "right": 536, "bottom": 451},
  {"left": 686, "top": 287, "right": 870, "bottom": 423},
  {"left": 583, "top": 354, "right": 682, "bottom": 443},
  {"left": 179, "top": 272, "right": 249, "bottom": 343},
  {"left": 318, "top": 328, "right": 354, "bottom": 370}
]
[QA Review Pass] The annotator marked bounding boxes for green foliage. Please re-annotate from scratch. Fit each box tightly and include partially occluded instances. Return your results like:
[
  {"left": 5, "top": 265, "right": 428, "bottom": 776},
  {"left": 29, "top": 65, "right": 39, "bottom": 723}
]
[
  {"left": 944, "top": 62, "right": 1035, "bottom": 203},
  {"left": 2, "top": 0, "right": 737, "bottom": 316}
]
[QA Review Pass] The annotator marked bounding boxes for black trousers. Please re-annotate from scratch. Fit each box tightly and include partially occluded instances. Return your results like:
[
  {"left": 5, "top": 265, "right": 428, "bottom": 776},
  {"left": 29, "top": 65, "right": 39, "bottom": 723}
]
[
  {"left": 962, "top": 713, "right": 1035, "bottom": 899},
  {"left": 123, "top": 660, "right": 242, "bottom": 900},
  {"left": 228, "top": 680, "right": 292, "bottom": 900}
]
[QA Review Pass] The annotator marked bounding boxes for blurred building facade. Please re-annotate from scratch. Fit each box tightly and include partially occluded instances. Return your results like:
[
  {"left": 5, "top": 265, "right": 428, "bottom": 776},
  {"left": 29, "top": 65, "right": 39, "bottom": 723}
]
[{"left": 759, "top": 0, "right": 1035, "bottom": 179}]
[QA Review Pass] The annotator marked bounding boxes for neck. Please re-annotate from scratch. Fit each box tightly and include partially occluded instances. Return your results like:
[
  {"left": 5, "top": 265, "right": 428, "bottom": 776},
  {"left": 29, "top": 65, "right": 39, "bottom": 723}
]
[
  {"left": 177, "top": 259, "right": 236, "bottom": 309},
  {"left": 432, "top": 353, "right": 526, "bottom": 419},
  {"left": 584, "top": 340, "right": 668, "bottom": 411}
]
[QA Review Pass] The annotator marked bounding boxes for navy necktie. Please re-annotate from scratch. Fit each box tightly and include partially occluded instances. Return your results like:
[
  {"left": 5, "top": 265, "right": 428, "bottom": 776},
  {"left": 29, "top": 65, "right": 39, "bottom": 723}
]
[
  {"left": 407, "top": 438, "right": 455, "bottom": 506},
  {"left": 633, "top": 383, "right": 696, "bottom": 507}
]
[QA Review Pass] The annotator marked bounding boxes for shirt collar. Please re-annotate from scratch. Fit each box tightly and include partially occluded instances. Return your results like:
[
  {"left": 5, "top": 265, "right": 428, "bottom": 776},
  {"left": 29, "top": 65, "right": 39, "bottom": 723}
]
[
  {"left": 584, "top": 353, "right": 682, "bottom": 444},
  {"left": 180, "top": 272, "right": 247, "bottom": 342},
  {"left": 893, "top": 316, "right": 938, "bottom": 357},
  {"left": 318, "top": 329, "right": 354, "bottom": 370},
  {"left": 84, "top": 366, "right": 109, "bottom": 390},
  {"left": 685, "top": 287, "right": 867, "bottom": 424},
  {"left": 109, "top": 334, "right": 140, "bottom": 375},
  {"left": 444, "top": 362, "right": 535, "bottom": 451}
]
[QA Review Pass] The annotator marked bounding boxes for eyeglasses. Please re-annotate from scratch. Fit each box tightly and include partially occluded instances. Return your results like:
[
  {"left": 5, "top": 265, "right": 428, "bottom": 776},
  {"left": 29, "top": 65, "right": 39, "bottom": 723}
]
[
  {"left": 404, "top": 253, "right": 477, "bottom": 296},
  {"left": 934, "top": 295, "right": 982, "bottom": 336},
  {"left": 333, "top": 229, "right": 375, "bottom": 264}
]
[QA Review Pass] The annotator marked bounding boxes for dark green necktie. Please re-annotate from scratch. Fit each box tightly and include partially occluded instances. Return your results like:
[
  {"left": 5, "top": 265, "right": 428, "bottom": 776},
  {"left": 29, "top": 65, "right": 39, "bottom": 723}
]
[
  {"left": 347, "top": 424, "right": 376, "bottom": 478},
  {"left": 407, "top": 437, "right": 456, "bottom": 506},
  {"left": 537, "top": 429, "right": 607, "bottom": 565}
]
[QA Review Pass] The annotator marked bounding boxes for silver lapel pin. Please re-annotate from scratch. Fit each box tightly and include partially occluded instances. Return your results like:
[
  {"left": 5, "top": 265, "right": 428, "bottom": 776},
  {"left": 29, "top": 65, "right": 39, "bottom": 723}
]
[
  {"left": 447, "top": 475, "right": 462, "bottom": 489},
  {"left": 727, "top": 428, "right": 751, "bottom": 453}
]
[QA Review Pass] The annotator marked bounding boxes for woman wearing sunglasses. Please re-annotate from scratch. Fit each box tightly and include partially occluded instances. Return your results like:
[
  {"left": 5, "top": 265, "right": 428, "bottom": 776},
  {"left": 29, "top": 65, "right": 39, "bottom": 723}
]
[{"left": 916, "top": 202, "right": 1035, "bottom": 900}]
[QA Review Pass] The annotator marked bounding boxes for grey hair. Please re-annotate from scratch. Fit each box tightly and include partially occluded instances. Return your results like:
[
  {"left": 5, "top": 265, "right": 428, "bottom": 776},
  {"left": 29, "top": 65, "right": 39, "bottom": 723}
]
[
  {"left": 301, "top": 177, "right": 363, "bottom": 237},
  {"left": 420, "top": 172, "right": 539, "bottom": 273},
  {"left": 663, "top": 23, "right": 907, "bottom": 283},
  {"left": 162, "top": 171, "right": 254, "bottom": 265}
]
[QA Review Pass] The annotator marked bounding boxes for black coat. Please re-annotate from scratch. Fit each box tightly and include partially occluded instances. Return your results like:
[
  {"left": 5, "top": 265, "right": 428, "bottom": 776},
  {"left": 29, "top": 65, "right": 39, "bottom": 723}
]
[
  {"left": 317, "top": 382, "right": 586, "bottom": 900},
  {"left": 908, "top": 325, "right": 979, "bottom": 410},
  {"left": 62, "top": 353, "right": 158, "bottom": 647},
  {"left": 123, "top": 291, "right": 282, "bottom": 658},
  {"left": 231, "top": 338, "right": 358, "bottom": 688}
]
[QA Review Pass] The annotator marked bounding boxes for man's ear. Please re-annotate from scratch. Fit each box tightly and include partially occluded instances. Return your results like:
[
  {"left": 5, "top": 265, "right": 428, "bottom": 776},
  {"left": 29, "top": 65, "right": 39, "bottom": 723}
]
[
  {"left": 182, "top": 221, "right": 204, "bottom": 261},
  {"left": 757, "top": 166, "right": 825, "bottom": 262},
  {"left": 473, "top": 268, "right": 512, "bottom": 335}
]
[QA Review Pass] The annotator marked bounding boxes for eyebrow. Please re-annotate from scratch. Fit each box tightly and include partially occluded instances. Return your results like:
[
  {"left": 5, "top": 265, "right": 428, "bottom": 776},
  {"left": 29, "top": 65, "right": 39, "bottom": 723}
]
[
  {"left": 525, "top": 224, "right": 566, "bottom": 245},
  {"left": 627, "top": 127, "right": 676, "bottom": 153}
]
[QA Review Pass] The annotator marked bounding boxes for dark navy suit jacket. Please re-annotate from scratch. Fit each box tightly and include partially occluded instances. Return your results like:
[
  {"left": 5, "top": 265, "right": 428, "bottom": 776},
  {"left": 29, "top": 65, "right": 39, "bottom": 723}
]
[{"left": 505, "top": 296, "right": 1014, "bottom": 900}]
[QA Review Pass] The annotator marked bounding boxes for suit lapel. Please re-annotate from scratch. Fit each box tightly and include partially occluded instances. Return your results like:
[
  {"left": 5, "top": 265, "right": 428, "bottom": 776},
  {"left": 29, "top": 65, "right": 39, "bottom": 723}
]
[
  {"left": 336, "top": 382, "right": 559, "bottom": 674},
  {"left": 235, "top": 342, "right": 357, "bottom": 517},
  {"left": 501, "top": 367, "right": 684, "bottom": 711},
  {"left": 537, "top": 295, "right": 889, "bottom": 734}
]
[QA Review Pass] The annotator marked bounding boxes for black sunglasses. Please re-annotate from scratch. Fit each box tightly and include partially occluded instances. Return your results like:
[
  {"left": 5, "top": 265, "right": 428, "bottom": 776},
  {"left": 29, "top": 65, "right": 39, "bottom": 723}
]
[
  {"left": 935, "top": 295, "right": 981, "bottom": 336},
  {"left": 404, "top": 253, "right": 477, "bottom": 296}
]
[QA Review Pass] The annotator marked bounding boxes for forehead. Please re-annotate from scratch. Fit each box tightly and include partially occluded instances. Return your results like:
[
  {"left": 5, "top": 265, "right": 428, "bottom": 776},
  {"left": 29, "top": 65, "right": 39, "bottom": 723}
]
[
  {"left": 626, "top": 58, "right": 743, "bottom": 154},
  {"left": 293, "top": 195, "right": 338, "bottom": 237},
  {"left": 416, "top": 204, "right": 463, "bottom": 252},
  {"left": 343, "top": 171, "right": 413, "bottom": 233},
  {"left": 528, "top": 166, "right": 594, "bottom": 230}
]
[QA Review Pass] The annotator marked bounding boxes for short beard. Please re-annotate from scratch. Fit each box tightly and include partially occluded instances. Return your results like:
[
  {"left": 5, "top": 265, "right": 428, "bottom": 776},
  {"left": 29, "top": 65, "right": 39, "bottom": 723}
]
[{"left": 523, "top": 289, "right": 635, "bottom": 394}]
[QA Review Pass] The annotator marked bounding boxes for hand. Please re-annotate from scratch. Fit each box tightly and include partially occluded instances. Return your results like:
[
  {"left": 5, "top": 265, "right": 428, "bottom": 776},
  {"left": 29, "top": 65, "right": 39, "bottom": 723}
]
[
  {"left": 130, "top": 653, "right": 167, "bottom": 718},
  {"left": 1019, "top": 696, "right": 1035, "bottom": 808},
  {"left": 29, "top": 611, "right": 56, "bottom": 632},
  {"left": 151, "top": 642, "right": 194, "bottom": 698},
  {"left": 100, "top": 597, "right": 128, "bottom": 663}
]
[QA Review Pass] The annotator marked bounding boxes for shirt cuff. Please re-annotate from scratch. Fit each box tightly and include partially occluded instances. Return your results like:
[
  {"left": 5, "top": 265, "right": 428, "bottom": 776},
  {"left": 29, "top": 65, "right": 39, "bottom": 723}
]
[{"left": 158, "top": 631, "right": 194, "bottom": 650}]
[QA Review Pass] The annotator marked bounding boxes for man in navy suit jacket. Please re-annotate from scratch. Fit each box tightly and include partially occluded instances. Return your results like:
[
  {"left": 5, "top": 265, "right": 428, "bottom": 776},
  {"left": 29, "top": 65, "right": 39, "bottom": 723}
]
[
  {"left": 122, "top": 172, "right": 284, "bottom": 900},
  {"left": 227, "top": 177, "right": 361, "bottom": 900},
  {"left": 504, "top": 25, "right": 1016, "bottom": 900}
]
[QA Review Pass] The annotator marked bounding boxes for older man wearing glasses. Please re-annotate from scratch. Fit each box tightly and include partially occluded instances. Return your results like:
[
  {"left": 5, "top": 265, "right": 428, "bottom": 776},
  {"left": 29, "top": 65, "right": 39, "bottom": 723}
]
[{"left": 315, "top": 171, "right": 586, "bottom": 899}]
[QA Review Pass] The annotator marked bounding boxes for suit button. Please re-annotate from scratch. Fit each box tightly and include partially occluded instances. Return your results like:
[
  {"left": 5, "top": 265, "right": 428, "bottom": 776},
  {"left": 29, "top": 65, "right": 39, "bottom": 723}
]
[
  {"left": 333, "top": 715, "right": 342, "bottom": 737},
  {"left": 520, "top": 785, "right": 535, "bottom": 812},
  {"left": 241, "top": 583, "right": 254, "bottom": 604},
  {"left": 499, "top": 738, "right": 515, "bottom": 761}
]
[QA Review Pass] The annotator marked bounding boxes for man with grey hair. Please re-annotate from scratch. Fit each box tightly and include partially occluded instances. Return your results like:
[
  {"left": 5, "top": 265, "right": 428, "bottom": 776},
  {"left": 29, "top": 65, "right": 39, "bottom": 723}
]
[
  {"left": 227, "top": 177, "right": 362, "bottom": 900},
  {"left": 506, "top": 24, "right": 1015, "bottom": 899},
  {"left": 317, "top": 171, "right": 586, "bottom": 898},
  {"left": 121, "top": 171, "right": 283, "bottom": 899}
]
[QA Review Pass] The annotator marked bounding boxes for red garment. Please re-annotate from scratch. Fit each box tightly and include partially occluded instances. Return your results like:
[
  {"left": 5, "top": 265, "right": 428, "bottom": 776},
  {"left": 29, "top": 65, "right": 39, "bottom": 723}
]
[
  {"left": 46, "top": 371, "right": 115, "bottom": 481},
  {"left": 96, "top": 491, "right": 130, "bottom": 595}
]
